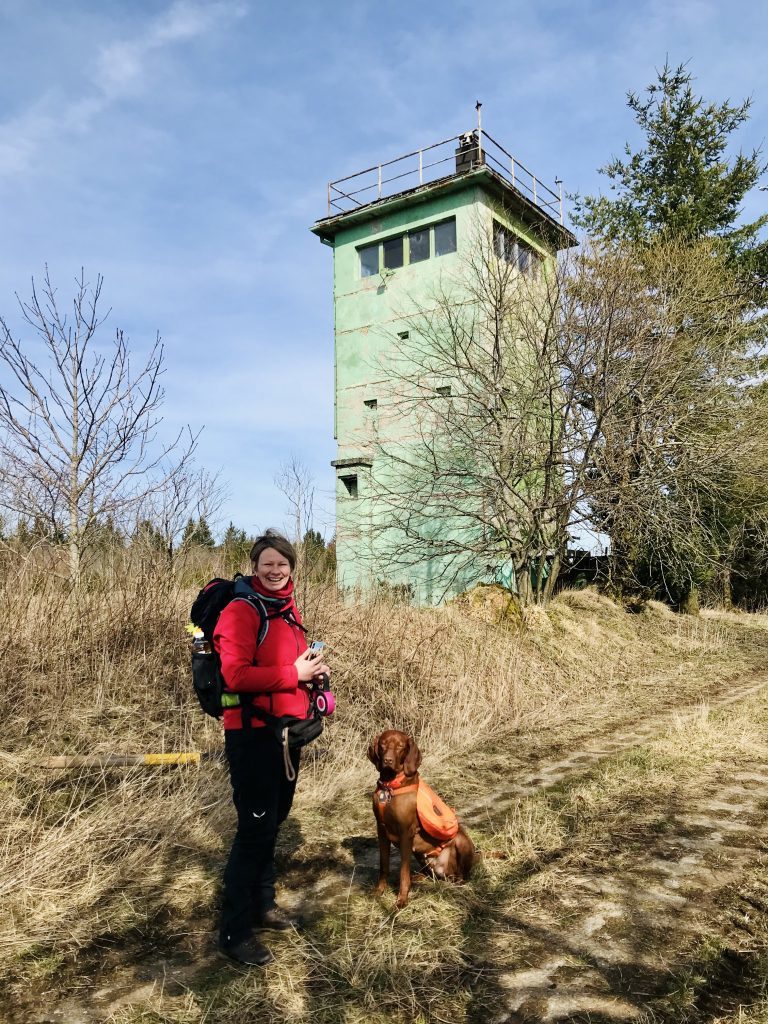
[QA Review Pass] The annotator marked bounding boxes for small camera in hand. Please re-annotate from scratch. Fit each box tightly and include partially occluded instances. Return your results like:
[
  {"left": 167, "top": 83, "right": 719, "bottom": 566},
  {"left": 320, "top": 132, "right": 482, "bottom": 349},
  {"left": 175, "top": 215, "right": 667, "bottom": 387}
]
[{"left": 307, "top": 644, "right": 335, "bottom": 716}]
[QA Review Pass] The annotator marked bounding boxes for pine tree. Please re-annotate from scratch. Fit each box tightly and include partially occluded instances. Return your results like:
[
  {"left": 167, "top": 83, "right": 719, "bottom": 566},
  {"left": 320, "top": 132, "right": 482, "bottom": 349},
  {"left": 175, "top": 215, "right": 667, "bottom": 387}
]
[
  {"left": 194, "top": 516, "right": 215, "bottom": 548},
  {"left": 181, "top": 516, "right": 215, "bottom": 549},
  {"left": 222, "top": 522, "right": 248, "bottom": 549},
  {"left": 302, "top": 528, "right": 325, "bottom": 560},
  {"left": 221, "top": 521, "right": 250, "bottom": 572},
  {"left": 15, "top": 518, "right": 32, "bottom": 547},
  {"left": 87, "top": 515, "right": 123, "bottom": 551},
  {"left": 133, "top": 519, "right": 165, "bottom": 551},
  {"left": 181, "top": 518, "right": 196, "bottom": 547},
  {"left": 573, "top": 62, "right": 767, "bottom": 257},
  {"left": 299, "top": 529, "right": 335, "bottom": 583}
]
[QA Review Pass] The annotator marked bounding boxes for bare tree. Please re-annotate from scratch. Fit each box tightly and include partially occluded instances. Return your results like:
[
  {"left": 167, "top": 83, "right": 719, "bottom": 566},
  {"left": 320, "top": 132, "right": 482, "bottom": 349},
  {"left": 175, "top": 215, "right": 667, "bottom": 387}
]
[
  {"left": 367, "top": 227, "right": 598, "bottom": 605},
  {"left": 367, "top": 227, "right": 764, "bottom": 606},
  {"left": 275, "top": 457, "right": 315, "bottom": 547},
  {"left": 580, "top": 238, "right": 765, "bottom": 607},
  {"left": 138, "top": 464, "right": 226, "bottom": 571},
  {"left": 0, "top": 268, "right": 199, "bottom": 583},
  {"left": 275, "top": 457, "right": 334, "bottom": 608}
]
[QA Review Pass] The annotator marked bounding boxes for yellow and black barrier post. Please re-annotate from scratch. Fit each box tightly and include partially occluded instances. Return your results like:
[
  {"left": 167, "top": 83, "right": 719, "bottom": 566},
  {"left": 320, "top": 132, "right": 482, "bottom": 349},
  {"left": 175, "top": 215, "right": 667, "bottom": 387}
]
[{"left": 37, "top": 751, "right": 222, "bottom": 769}]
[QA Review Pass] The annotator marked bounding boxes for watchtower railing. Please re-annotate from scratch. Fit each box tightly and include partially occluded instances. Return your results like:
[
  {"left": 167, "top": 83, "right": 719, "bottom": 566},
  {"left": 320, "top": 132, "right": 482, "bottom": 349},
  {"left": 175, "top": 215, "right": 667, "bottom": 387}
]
[{"left": 326, "top": 129, "right": 564, "bottom": 225}]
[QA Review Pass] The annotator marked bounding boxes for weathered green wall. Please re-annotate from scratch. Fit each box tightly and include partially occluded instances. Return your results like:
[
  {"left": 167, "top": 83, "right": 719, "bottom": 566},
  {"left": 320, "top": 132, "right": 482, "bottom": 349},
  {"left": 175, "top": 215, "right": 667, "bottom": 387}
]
[{"left": 326, "top": 177, "right": 555, "bottom": 602}]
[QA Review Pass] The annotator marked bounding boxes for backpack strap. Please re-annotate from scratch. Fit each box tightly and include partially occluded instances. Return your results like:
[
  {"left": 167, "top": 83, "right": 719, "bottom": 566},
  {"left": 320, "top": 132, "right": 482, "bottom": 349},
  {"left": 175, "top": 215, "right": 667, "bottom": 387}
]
[
  {"left": 225, "top": 577, "right": 306, "bottom": 728},
  {"left": 230, "top": 576, "right": 307, "bottom": 645},
  {"left": 229, "top": 595, "right": 270, "bottom": 645}
]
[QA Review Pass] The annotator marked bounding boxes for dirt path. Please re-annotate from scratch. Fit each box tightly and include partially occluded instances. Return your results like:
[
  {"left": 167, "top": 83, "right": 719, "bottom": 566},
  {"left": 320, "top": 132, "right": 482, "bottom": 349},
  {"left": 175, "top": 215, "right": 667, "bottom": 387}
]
[
  {"left": 462, "top": 672, "right": 768, "bottom": 1023},
  {"left": 463, "top": 672, "right": 768, "bottom": 819},
  {"left": 27, "top": 670, "right": 768, "bottom": 1024},
  {"left": 482, "top": 766, "right": 768, "bottom": 1022}
]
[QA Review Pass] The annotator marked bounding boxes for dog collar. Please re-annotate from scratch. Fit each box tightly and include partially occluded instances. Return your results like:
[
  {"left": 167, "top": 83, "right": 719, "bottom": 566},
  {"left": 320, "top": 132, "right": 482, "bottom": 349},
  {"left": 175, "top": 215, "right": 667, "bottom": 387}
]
[{"left": 376, "top": 772, "right": 419, "bottom": 803}]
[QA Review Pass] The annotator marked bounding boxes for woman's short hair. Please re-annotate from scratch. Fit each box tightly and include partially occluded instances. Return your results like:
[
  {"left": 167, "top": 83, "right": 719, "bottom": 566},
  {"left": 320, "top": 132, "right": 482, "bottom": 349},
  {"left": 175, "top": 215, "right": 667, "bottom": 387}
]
[{"left": 249, "top": 529, "right": 296, "bottom": 572}]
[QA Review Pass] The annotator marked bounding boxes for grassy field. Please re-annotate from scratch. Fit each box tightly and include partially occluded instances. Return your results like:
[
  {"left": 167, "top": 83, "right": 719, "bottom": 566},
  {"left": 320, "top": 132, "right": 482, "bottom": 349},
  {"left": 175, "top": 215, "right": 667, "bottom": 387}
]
[{"left": 2, "top": 549, "right": 768, "bottom": 1022}]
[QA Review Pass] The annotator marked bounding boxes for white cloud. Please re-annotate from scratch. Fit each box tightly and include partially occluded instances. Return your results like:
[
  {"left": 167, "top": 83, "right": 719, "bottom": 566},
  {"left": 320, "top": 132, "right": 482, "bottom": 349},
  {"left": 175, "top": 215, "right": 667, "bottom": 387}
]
[
  {"left": 0, "top": 116, "right": 43, "bottom": 176},
  {"left": 0, "top": 0, "right": 247, "bottom": 177},
  {"left": 95, "top": 0, "right": 246, "bottom": 96}
]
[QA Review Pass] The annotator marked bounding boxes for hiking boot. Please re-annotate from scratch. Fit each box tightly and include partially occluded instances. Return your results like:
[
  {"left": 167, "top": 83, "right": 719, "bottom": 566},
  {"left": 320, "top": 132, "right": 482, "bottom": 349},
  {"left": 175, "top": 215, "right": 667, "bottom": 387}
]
[
  {"left": 219, "top": 935, "right": 273, "bottom": 967},
  {"left": 256, "top": 905, "right": 301, "bottom": 931}
]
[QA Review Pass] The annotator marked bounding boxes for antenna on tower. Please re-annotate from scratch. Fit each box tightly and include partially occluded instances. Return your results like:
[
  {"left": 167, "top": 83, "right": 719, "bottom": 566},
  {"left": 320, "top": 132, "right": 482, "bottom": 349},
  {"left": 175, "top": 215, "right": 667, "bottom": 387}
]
[{"left": 475, "top": 100, "right": 483, "bottom": 162}]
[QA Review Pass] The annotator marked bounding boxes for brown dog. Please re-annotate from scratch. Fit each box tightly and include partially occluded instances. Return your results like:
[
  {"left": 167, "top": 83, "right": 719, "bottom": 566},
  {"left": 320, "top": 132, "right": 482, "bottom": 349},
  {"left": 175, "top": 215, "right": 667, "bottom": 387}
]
[{"left": 367, "top": 729, "right": 475, "bottom": 908}]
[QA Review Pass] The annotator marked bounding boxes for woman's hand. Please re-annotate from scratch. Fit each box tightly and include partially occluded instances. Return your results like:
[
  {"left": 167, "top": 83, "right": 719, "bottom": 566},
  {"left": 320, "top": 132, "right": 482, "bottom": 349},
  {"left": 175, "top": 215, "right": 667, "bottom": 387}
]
[{"left": 294, "top": 649, "right": 331, "bottom": 682}]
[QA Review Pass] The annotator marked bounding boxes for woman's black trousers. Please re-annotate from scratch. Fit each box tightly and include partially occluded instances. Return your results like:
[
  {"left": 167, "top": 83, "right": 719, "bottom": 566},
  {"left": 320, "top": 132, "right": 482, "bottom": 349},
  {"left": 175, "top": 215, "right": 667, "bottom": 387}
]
[{"left": 219, "top": 726, "right": 300, "bottom": 946}]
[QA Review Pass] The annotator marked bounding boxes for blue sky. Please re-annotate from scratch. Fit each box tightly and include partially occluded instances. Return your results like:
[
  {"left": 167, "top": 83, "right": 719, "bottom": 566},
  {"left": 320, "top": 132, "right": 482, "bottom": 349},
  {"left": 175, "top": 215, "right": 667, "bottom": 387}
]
[{"left": 1, "top": 0, "right": 766, "bottom": 541}]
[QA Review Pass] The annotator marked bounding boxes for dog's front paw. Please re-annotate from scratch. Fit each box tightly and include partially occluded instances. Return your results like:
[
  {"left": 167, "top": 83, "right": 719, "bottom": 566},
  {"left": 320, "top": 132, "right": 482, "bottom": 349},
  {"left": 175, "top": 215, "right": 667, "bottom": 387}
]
[
  {"left": 395, "top": 894, "right": 409, "bottom": 910},
  {"left": 372, "top": 879, "right": 388, "bottom": 897}
]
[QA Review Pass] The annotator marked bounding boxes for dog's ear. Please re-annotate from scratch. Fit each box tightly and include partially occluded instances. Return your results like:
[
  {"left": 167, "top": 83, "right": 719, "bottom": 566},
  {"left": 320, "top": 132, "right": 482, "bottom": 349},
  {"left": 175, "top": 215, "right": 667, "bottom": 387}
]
[
  {"left": 403, "top": 736, "right": 422, "bottom": 777},
  {"left": 367, "top": 734, "right": 381, "bottom": 770}
]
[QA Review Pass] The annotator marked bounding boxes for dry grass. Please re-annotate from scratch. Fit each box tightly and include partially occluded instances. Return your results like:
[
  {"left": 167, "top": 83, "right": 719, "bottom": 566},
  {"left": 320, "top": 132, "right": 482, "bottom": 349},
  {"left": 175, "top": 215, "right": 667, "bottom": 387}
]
[
  {"left": 712, "top": 1005, "right": 768, "bottom": 1024},
  {"left": 2, "top": 545, "right": 768, "bottom": 1021},
  {"left": 502, "top": 695, "right": 768, "bottom": 877}
]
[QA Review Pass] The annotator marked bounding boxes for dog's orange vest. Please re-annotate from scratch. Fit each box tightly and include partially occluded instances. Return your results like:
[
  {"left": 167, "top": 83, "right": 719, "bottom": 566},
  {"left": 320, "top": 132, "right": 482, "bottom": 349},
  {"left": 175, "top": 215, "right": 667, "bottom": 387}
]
[
  {"left": 375, "top": 774, "right": 460, "bottom": 845},
  {"left": 416, "top": 781, "right": 459, "bottom": 843}
]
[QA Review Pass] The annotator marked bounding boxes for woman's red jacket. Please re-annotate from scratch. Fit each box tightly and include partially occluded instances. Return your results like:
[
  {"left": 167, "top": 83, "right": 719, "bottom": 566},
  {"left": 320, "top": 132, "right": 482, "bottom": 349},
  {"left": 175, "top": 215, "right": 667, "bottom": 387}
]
[{"left": 213, "top": 580, "right": 310, "bottom": 731}]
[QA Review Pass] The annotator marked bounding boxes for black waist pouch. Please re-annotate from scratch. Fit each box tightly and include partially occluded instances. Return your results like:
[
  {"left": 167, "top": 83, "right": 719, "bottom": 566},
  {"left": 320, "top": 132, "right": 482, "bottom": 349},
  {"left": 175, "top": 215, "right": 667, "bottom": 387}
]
[{"left": 252, "top": 707, "right": 324, "bottom": 748}]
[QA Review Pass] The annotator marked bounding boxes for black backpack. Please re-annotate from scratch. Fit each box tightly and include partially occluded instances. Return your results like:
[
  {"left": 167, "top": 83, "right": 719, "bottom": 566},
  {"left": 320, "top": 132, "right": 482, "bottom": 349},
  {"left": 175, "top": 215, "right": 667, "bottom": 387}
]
[
  {"left": 188, "top": 575, "right": 325, "bottom": 759},
  {"left": 189, "top": 574, "right": 270, "bottom": 718}
]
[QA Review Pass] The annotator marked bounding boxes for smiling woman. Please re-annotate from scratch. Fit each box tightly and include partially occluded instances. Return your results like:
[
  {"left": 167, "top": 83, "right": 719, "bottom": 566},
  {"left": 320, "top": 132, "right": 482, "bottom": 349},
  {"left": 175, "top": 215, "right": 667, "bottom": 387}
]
[{"left": 213, "top": 528, "right": 331, "bottom": 967}]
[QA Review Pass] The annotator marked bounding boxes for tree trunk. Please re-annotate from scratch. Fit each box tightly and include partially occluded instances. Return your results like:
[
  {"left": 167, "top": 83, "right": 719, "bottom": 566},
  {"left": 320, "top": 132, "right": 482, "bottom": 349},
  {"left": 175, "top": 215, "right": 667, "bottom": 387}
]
[
  {"left": 516, "top": 561, "right": 533, "bottom": 607},
  {"left": 608, "top": 527, "right": 641, "bottom": 602},
  {"left": 680, "top": 582, "right": 700, "bottom": 616},
  {"left": 68, "top": 535, "right": 80, "bottom": 588},
  {"left": 69, "top": 345, "right": 80, "bottom": 588},
  {"left": 721, "top": 567, "right": 733, "bottom": 609},
  {"left": 542, "top": 552, "right": 561, "bottom": 605}
]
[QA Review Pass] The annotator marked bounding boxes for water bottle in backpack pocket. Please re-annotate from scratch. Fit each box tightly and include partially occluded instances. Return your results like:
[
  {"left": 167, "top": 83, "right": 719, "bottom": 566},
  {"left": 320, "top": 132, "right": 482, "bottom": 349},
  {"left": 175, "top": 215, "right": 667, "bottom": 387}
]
[{"left": 191, "top": 629, "right": 225, "bottom": 718}]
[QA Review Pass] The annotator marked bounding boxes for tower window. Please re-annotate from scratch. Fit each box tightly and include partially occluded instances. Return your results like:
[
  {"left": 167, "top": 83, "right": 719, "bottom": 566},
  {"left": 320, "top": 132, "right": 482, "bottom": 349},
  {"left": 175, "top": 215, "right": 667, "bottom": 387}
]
[
  {"left": 494, "top": 222, "right": 516, "bottom": 262},
  {"left": 517, "top": 244, "right": 540, "bottom": 278},
  {"left": 397, "top": 330, "right": 409, "bottom": 340},
  {"left": 409, "top": 228, "right": 430, "bottom": 263},
  {"left": 436, "top": 385, "right": 451, "bottom": 397},
  {"left": 340, "top": 474, "right": 358, "bottom": 497},
  {"left": 364, "top": 398, "right": 378, "bottom": 410},
  {"left": 358, "top": 217, "right": 458, "bottom": 278},
  {"left": 493, "top": 221, "right": 541, "bottom": 277},
  {"left": 434, "top": 218, "right": 457, "bottom": 256},
  {"left": 360, "top": 243, "right": 379, "bottom": 277},
  {"left": 383, "top": 235, "right": 404, "bottom": 270}
]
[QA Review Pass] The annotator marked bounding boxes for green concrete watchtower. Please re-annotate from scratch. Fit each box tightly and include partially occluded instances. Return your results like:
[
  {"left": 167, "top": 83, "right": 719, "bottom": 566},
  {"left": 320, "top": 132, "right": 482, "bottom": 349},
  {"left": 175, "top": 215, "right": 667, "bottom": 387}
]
[{"left": 311, "top": 120, "right": 576, "bottom": 602}]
